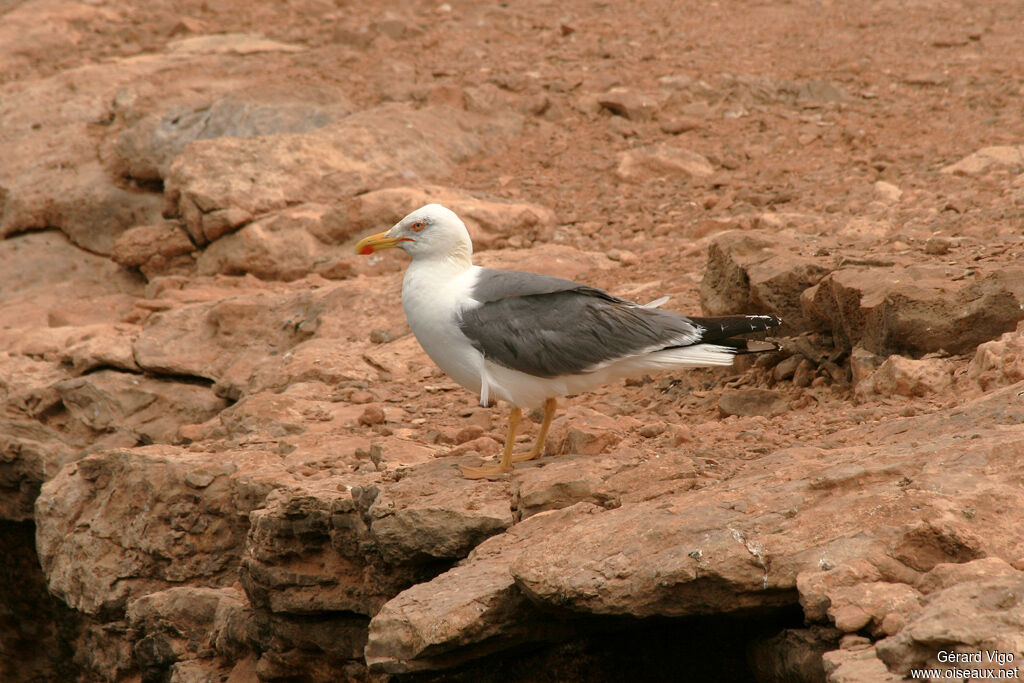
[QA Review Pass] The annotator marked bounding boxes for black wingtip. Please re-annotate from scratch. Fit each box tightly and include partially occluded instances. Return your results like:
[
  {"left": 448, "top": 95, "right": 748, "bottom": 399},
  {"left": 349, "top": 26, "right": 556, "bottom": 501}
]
[{"left": 688, "top": 314, "right": 783, "bottom": 341}]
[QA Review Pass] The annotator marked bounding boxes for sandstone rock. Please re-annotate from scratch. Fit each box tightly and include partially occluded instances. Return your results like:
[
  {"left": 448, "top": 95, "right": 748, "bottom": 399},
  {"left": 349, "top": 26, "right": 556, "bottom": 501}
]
[
  {"left": 166, "top": 33, "right": 306, "bottom": 56},
  {"left": 240, "top": 462, "right": 512, "bottom": 617},
  {"left": 0, "top": 0, "right": 120, "bottom": 76},
  {"left": 127, "top": 586, "right": 244, "bottom": 679},
  {"left": 111, "top": 222, "right": 197, "bottom": 279},
  {"left": 511, "top": 498, "right": 794, "bottom": 619},
  {"left": 719, "top": 388, "right": 790, "bottom": 417},
  {"left": 511, "top": 455, "right": 623, "bottom": 520},
  {"left": 8, "top": 7, "right": 1024, "bottom": 681},
  {"left": 968, "top": 322, "right": 1024, "bottom": 391},
  {"left": 209, "top": 393, "right": 310, "bottom": 439},
  {"left": 349, "top": 186, "right": 555, "bottom": 250},
  {"left": 772, "top": 354, "right": 803, "bottom": 382},
  {"left": 196, "top": 204, "right": 352, "bottom": 281},
  {"left": 804, "top": 266, "right": 1024, "bottom": 356},
  {"left": 0, "top": 58, "right": 169, "bottom": 253},
  {"left": 261, "top": 382, "right": 1018, "bottom": 672},
  {"left": 793, "top": 358, "right": 815, "bottom": 387},
  {"left": 849, "top": 346, "right": 882, "bottom": 389},
  {"left": 250, "top": 612, "right": 368, "bottom": 682},
  {"left": 616, "top": 144, "right": 715, "bottom": 183},
  {"left": 132, "top": 287, "right": 325, "bottom": 391},
  {"left": 700, "top": 231, "right": 779, "bottom": 314},
  {"left": 0, "top": 324, "right": 141, "bottom": 378},
  {"left": 700, "top": 230, "right": 830, "bottom": 330},
  {"left": 869, "top": 355, "right": 953, "bottom": 397},
  {"left": 597, "top": 88, "right": 662, "bottom": 120},
  {"left": 36, "top": 446, "right": 277, "bottom": 615},
  {"left": 244, "top": 337, "right": 382, "bottom": 396},
  {"left": 826, "top": 581, "right": 923, "bottom": 635},
  {"left": 873, "top": 181, "right": 903, "bottom": 203},
  {"left": 165, "top": 104, "right": 488, "bottom": 245},
  {"left": 0, "top": 231, "right": 143, "bottom": 331},
  {"left": 56, "top": 370, "right": 229, "bottom": 445},
  {"left": 875, "top": 576, "right": 1024, "bottom": 677},
  {"left": 659, "top": 116, "right": 702, "bottom": 134},
  {"left": 917, "top": 558, "right": 1022, "bottom": 595},
  {"left": 365, "top": 504, "right": 600, "bottom": 673},
  {"left": 60, "top": 324, "right": 142, "bottom": 374},
  {"left": 0, "top": 353, "right": 71, "bottom": 418},
  {"left": 940, "top": 145, "right": 1024, "bottom": 176},
  {"left": 822, "top": 646, "right": 901, "bottom": 683},
  {"left": 475, "top": 243, "right": 615, "bottom": 279},
  {"left": 114, "top": 96, "right": 350, "bottom": 181},
  {"left": 834, "top": 217, "right": 892, "bottom": 244},
  {"left": 0, "top": 418, "right": 75, "bottom": 521}
]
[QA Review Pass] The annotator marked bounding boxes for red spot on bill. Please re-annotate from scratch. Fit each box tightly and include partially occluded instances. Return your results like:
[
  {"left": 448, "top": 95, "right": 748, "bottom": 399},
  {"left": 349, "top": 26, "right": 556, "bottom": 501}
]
[{"left": 359, "top": 245, "right": 375, "bottom": 255}]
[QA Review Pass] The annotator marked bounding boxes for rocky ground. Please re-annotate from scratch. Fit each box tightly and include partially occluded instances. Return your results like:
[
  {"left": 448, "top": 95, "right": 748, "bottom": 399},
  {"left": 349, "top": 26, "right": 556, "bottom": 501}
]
[{"left": 2, "top": 0, "right": 1024, "bottom": 681}]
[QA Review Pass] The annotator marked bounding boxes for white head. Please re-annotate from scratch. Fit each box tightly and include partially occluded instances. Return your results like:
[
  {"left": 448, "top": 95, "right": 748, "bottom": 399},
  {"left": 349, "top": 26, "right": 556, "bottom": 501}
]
[{"left": 354, "top": 204, "right": 473, "bottom": 265}]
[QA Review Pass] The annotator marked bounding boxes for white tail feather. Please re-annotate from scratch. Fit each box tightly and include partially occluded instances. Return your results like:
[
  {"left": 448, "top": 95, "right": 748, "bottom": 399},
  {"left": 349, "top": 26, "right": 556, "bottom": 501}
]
[{"left": 640, "top": 343, "right": 737, "bottom": 368}]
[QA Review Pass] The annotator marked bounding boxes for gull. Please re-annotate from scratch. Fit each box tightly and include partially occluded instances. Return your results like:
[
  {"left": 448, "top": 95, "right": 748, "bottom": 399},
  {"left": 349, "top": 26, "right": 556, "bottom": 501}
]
[{"left": 355, "top": 204, "right": 781, "bottom": 478}]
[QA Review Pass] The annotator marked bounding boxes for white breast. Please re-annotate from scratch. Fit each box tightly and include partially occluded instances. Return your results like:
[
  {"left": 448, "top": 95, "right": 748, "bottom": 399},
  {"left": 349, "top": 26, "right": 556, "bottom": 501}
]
[{"left": 401, "top": 262, "right": 485, "bottom": 398}]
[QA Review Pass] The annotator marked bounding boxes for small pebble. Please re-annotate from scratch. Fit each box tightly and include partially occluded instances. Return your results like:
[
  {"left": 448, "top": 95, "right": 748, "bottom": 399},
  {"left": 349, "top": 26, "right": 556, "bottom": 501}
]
[
  {"left": 456, "top": 425, "right": 485, "bottom": 444},
  {"left": 659, "top": 116, "right": 701, "bottom": 134},
  {"left": 359, "top": 405, "right": 386, "bottom": 426}
]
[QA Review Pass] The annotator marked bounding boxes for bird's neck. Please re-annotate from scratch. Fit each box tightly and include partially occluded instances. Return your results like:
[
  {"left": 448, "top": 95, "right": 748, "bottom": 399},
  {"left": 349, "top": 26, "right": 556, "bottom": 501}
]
[{"left": 411, "top": 246, "right": 473, "bottom": 274}]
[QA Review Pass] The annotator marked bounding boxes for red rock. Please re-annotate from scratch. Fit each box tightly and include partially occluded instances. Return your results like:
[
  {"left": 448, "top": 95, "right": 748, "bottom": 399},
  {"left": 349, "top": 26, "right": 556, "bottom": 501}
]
[
  {"left": 718, "top": 388, "right": 790, "bottom": 417},
  {"left": 968, "top": 322, "right": 1024, "bottom": 391},
  {"left": 57, "top": 369, "right": 228, "bottom": 444},
  {"left": 455, "top": 425, "right": 485, "bottom": 444},
  {"left": 358, "top": 405, "right": 386, "bottom": 426},
  {"left": 0, "top": 231, "right": 144, "bottom": 331},
  {"left": 659, "top": 116, "right": 702, "bottom": 134},
  {"left": 36, "top": 446, "right": 269, "bottom": 615},
  {"left": 197, "top": 204, "right": 357, "bottom": 281},
  {"left": 597, "top": 87, "right": 662, "bottom": 120},
  {"left": 111, "top": 222, "right": 195, "bottom": 270},
  {"left": 114, "top": 95, "right": 351, "bottom": 182},
  {"left": 876, "top": 574, "right": 1024, "bottom": 677},
  {"left": 805, "top": 266, "right": 1024, "bottom": 356},
  {"left": 450, "top": 435, "right": 502, "bottom": 458},
  {"left": 365, "top": 504, "right": 600, "bottom": 674},
  {"left": 7, "top": 6, "right": 1024, "bottom": 680},
  {"left": 868, "top": 355, "right": 953, "bottom": 397},
  {"left": 941, "top": 145, "right": 1024, "bottom": 176},
  {"left": 792, "top": 358, "right": 815, "bottom": 387},
  {"left": 166, "top": 104, "right": 490, "bottom": 245},
  {"left": 511, "top": 455, "right": 622, "bottom": 519},
  {"left": 615, "top": 145, "right": 714, "bottom": 183},
  {"left": 700, "top": 230, "right": 830, "bottom": 331}
]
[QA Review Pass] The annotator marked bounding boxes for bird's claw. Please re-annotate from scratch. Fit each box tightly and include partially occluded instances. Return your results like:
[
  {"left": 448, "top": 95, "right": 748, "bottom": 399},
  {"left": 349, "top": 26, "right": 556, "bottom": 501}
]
[
  {"left": 459, "top": 463, "right": 513, "bottom": 479},
  {"left": 509, "top": 449, "right": 545, "bottom": 463}
]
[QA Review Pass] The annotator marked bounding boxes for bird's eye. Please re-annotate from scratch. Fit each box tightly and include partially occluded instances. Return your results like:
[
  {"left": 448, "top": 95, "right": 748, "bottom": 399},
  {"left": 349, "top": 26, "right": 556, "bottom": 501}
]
[{"left": 410, "top": 221, "right": 425, "bottom": 232}]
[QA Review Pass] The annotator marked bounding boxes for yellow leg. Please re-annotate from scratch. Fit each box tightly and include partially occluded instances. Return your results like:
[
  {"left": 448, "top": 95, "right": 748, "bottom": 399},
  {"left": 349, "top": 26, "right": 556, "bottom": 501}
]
[
  {"left": 460, "top": 406, "right": 522, "bottom": 479},
  {"left": 511, "top": 397, "right": 557, "bottom": 462}
]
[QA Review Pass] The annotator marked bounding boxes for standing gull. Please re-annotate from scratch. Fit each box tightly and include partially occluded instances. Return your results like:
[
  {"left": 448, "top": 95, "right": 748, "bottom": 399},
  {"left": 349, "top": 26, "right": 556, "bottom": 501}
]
[{"left": 355, "top": 204, "right": 781, "bottom": 478}]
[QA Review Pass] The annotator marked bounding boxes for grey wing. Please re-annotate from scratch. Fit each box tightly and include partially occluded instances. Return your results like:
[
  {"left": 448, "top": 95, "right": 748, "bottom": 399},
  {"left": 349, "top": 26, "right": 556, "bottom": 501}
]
[{"left": 458, "top": 286, "right": 704, "bottom": 378}]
